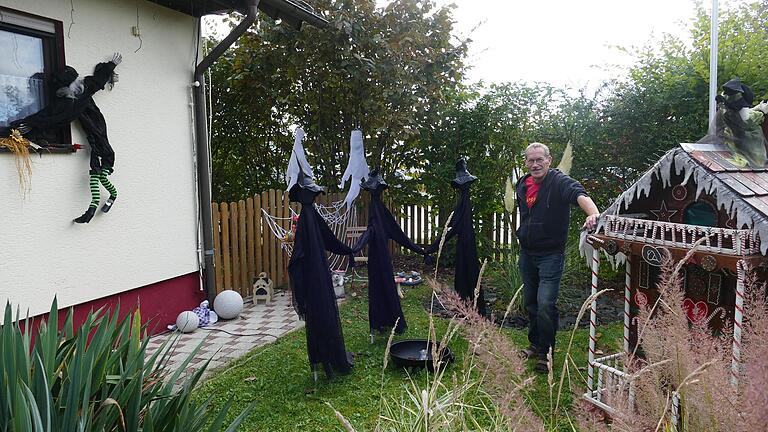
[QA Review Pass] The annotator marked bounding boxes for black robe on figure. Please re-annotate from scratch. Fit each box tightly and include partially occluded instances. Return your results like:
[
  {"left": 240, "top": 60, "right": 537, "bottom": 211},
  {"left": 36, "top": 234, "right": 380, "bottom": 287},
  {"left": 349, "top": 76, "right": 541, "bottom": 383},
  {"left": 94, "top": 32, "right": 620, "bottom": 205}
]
[
  {"left": 426, "top": 159, "right": 486, "bottom": 315},
  {"left": 8, "top": 60, "right": 118, "bottom": 172},
  {"left": 352, "top": 170, "right": 425, "bottom": 334},
  {"left": 288, "top": 176, "right": 356, "bottom": 378}
]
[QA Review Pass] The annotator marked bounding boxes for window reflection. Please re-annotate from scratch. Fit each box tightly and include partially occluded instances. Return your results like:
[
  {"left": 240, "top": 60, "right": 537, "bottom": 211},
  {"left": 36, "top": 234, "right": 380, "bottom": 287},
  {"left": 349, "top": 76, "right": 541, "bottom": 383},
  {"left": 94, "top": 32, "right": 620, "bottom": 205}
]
[{"left": 0, "top": 29, "right": 45, "bottom": 127}]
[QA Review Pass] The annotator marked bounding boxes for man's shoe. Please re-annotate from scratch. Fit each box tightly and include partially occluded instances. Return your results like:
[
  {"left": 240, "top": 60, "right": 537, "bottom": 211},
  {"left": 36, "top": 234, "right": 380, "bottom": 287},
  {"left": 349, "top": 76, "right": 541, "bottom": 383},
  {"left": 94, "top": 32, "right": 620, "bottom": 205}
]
[
  {"left": 520, "top": 346, "right": 538, "bottom": 360},
  {"left": 534, "top": 357, "right": 550, "bottom": 374}
]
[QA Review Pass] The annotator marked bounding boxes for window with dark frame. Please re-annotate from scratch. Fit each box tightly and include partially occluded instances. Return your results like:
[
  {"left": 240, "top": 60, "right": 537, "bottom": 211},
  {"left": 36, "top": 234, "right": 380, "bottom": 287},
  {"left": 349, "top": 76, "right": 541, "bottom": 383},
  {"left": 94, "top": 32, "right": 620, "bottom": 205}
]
[{"left": 0, "top": 7, "right": 68, "bottom": 144}]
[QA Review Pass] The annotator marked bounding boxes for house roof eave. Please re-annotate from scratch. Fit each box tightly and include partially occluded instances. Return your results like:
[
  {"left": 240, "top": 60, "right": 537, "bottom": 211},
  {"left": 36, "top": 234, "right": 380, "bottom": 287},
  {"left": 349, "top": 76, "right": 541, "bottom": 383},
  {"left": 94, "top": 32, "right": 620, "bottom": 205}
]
[{"left": 144, "top": 0, "right": 328, "bottom": 28}]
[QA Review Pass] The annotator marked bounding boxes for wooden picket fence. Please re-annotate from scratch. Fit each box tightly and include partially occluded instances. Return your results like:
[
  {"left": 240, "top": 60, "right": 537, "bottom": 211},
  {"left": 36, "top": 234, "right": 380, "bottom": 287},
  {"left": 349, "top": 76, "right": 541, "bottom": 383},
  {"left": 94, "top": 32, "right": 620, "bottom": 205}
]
[
  {"left": 394, "top": 204, "right": 517, "bottom": 261},
  {"left": 211, "top": 191, "right": 517, "bottom": 297}
]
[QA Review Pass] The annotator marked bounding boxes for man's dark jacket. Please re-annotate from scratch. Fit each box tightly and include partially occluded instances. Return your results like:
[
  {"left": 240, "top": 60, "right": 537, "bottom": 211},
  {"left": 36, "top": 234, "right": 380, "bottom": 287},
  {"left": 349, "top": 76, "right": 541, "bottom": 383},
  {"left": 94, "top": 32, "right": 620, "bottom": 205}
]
[{"left": 515, "top": 169, "right": 587, "bottom": 255}]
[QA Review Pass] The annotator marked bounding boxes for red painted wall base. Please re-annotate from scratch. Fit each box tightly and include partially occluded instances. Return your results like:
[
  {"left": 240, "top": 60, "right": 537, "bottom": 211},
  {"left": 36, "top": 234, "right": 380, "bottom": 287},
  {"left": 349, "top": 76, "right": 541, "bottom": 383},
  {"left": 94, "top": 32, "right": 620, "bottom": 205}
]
[{"left": 35, "top": 272, "right": 206, "bottom": 336}]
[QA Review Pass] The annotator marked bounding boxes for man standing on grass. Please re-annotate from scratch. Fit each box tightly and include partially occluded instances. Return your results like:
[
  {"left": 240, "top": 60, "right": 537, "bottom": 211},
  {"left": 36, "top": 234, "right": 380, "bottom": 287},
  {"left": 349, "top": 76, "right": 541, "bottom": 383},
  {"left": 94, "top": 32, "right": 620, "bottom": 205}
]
[{"left": 515, "top": 142, "right": 599, "bottom": 373}]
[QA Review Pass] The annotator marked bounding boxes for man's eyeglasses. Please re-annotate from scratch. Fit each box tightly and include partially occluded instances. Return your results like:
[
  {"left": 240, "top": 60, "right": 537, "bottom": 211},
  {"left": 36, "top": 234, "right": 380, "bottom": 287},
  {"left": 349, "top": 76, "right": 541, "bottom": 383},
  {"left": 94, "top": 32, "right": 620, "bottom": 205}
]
[{"left": 525, "top": 157, "right": 548, "bottom": 166}]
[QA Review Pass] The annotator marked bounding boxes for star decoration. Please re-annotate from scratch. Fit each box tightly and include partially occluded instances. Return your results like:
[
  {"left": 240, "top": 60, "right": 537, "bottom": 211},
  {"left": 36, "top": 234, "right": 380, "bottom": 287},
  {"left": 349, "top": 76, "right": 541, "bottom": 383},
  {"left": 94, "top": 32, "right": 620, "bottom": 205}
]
[{"left": 650, "top": 201, "right": 678, "bottom": 221}]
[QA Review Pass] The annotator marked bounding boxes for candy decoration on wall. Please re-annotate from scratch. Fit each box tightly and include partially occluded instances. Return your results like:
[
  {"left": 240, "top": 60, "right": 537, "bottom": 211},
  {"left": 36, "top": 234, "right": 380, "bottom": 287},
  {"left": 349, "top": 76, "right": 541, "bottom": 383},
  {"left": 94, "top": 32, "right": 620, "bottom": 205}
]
[
  {"left": 9, "top": 53, "right": 123, "bottom": 224},
  {"left": 683, "top": 298, "right": 709, "bottom": 325},
  {"left": 700, "top": 255, "right": 718, "bottom": 272},
  {"left": 707, "top": 273, "right": 722, "bottom": 304},
  {"left": 650, "top": 201, "right": 678, "bottom": 221},
  {"left": 634, "top": 290, "right": 648, "bottom": 308},
  {"left": 672, "top": 184, "right": 688, "bottom": 201},
  {"left": 641, "top": 244, "right": 670, "bottom": 267}
]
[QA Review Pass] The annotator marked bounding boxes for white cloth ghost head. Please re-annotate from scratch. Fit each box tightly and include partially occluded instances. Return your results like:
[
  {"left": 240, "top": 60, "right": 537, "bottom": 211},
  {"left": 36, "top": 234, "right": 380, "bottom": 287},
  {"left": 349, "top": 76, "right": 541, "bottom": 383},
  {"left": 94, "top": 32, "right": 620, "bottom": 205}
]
[
  {"left": 285, "top": 127, "right": 315, "bottom": 190},
  {"left": 339, "top": 129, "right": 370, "bottom": 209}
]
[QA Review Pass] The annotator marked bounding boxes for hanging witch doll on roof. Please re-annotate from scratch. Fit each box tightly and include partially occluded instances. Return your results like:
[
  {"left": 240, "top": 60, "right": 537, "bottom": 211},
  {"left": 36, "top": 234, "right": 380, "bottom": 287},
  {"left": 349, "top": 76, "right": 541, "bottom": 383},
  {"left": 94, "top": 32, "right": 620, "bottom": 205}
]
[
  {"left": 705, "top": 78, "right": 768, "bottom": 167},
  {"left": 8, "top": 53, "right": 123, "bottom": 223}
]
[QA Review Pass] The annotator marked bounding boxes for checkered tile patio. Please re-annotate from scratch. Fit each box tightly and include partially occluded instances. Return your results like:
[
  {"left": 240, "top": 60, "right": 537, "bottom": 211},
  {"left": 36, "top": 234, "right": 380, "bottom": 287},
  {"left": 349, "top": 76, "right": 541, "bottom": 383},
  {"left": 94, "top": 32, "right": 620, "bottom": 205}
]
[{"left": 145, "top": 290, "right": 303, "bottom": 386}]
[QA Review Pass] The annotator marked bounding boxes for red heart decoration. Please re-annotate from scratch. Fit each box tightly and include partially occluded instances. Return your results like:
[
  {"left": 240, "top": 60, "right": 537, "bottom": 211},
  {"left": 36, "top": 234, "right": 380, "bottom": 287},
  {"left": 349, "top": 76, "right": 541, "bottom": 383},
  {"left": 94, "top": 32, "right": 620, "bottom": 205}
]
[
  {"left": 682, "top": 298, "right": 708, "bottom": 325},
  {"left": 634, "top": 291, "right": 648, "bottom": 308}
]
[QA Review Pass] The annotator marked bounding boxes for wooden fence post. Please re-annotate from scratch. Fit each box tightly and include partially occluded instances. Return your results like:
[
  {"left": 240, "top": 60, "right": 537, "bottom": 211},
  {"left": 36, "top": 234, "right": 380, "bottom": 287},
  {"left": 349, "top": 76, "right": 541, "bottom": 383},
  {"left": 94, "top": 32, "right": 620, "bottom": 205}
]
[
  {"left": 260, "top": 191, "right": 269, "bottom": 285},
  {"left": 213, "top": 203, "right": 223, "bottom": 294},
  {"left": 246, "top": 197, "right": 255, "bottom": 286},
  {"left": 229, "top": 201, "right": 240, "bottom": 292},
  {"left": 221, "top": 202, "right": 231, "bottom": 291},
  {"left": 268, "top": 189, "right": 278, "bottom": 287},
  {"left": 238, "top": 199, "right": 248, "bottom": 295}
]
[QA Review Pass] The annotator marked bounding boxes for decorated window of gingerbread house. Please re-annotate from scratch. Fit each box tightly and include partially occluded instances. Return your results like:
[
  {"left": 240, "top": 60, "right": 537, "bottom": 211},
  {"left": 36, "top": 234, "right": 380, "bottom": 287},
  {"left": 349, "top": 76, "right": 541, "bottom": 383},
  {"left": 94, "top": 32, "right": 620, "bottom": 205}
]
[{"left": 580, "top": 142, "right": 768, "bottom": 414}]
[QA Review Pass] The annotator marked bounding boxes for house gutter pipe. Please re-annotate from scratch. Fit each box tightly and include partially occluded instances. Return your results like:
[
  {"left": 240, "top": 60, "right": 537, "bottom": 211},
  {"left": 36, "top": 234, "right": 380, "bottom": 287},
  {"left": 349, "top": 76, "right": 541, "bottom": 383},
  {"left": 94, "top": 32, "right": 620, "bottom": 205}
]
[{"left": 193, "top": 0, "right": 260, "bottom": 302}]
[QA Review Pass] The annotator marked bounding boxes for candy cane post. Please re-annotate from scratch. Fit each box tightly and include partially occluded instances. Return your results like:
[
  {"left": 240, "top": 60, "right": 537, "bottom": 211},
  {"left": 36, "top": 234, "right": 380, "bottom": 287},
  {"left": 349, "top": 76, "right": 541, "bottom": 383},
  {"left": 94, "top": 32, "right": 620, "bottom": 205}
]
[
  {"left": 624, "top": 256, "right": 631, "bottom": 361},
  {"left": 731, "top": 259, "right": 745, "bottom": 387},
  {"left": 588, "top": 247, "right": 600, "bottom": 391}
]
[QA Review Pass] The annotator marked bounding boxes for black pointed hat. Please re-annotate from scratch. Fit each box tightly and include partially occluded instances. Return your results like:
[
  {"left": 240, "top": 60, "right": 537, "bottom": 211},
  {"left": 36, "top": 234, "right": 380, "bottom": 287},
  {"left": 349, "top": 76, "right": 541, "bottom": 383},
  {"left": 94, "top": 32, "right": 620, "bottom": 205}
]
[
  {"left": 361, "top": 168, "right": 388, "bottom": 192},
  {"left": 721, "top": 78, "right": 754, "bottom": 110},
  {"left": 288, "top": 165, "right": 324, "bottom": 201},
  {"left": 452, "top": 158, "right": 477, "bottom": 187}
]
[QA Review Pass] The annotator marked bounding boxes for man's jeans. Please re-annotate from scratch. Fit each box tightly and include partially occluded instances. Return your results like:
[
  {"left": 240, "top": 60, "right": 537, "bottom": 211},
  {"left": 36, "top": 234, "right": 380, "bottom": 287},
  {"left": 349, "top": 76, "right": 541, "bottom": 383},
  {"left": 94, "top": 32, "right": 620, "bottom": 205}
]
[{"left": 519, "top": 249, "right": 565, "bottom": 358}]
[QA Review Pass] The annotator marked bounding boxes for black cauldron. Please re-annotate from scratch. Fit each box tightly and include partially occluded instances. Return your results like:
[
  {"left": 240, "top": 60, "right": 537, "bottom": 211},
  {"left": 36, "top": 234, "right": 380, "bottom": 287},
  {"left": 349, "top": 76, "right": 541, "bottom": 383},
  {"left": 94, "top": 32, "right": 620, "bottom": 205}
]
[
  {"left": 396, "top": 271, "right": 423, "bottom": 286},
  {"left": 389, "top": 339, "right": 454, "bottom": 372}
]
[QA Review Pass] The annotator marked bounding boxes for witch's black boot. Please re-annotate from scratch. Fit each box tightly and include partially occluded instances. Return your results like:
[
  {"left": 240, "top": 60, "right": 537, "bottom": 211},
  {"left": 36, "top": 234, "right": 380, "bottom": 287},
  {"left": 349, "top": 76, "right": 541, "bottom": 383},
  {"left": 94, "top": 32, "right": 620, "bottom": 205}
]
[{"left": 74, "top": 207, "right": 96, "bottom": 224}]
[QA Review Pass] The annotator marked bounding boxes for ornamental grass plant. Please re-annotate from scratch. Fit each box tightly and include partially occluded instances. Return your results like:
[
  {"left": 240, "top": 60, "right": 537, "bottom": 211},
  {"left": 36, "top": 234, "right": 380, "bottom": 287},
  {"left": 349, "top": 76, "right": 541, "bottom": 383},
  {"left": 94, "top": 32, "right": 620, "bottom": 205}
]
[
  {"left": 578, "top": 255, "right": 768, "bottom": 432},
  {"left": 0, "top": 299, "right": 252, "bottom": 431}
]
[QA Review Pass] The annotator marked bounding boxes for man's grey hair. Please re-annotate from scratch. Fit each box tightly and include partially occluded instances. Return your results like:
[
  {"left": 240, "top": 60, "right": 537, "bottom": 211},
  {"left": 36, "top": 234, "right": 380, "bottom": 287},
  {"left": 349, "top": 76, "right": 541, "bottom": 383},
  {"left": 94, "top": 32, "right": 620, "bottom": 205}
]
[{"left": 524, "top": 142, "right": 551, "bottom": 157}]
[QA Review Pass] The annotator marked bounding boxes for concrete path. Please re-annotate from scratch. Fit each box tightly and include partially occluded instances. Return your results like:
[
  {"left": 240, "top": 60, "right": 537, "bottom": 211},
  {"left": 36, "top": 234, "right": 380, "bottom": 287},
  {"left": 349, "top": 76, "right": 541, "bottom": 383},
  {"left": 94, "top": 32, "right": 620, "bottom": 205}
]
[{"left": 146, "top": 290, "right": 303, "bottom": 386}]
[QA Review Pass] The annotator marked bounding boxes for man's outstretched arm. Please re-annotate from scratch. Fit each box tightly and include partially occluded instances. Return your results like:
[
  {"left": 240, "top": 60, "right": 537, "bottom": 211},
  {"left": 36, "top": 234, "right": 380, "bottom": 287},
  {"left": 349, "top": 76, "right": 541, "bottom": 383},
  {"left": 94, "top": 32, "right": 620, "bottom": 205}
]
[{"left": 577, "top": 195, "right": 599, "bottom": 230}]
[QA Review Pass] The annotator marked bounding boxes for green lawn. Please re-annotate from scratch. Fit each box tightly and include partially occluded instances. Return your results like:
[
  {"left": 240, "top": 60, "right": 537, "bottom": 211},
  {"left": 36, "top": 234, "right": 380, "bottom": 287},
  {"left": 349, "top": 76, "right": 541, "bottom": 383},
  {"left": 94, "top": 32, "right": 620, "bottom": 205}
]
[{"left": 194, "top": 283, "right": 623, "bottom": 431}]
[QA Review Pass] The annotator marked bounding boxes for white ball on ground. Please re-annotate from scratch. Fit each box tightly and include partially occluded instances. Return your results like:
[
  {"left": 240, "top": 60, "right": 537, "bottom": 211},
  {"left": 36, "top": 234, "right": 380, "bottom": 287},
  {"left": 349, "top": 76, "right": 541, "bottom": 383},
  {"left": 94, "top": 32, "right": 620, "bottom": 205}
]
[
  {"left": 214, "top": 290, "right": 244, "bottom": 320},
  {"left": 176, "top": 311, "right": 199, "bottom": 333}
]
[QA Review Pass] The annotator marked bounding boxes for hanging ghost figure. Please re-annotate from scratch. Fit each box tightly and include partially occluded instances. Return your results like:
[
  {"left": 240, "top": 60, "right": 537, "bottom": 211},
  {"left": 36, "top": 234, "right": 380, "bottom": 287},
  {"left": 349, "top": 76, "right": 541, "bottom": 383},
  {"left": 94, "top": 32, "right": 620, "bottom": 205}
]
[
  {"left": 11, "top": 53, "right": 123, "bottom": 223},
  {"left": 286, "top": 128, "right": 356, "bottom": 378},
  {"left": 715, "top": 78, "right": 768, "bottom": 167},
  {"left": 426, "top": 159, "right": 485, "bottom": 315},
  {"left": 352, "top": 169, "right": 425, "bottom": 335},
  {"left": 338, "top": 129, "right": 370, "bottom": 209},
  {"left": 286, "top": 127, "right": 315, "bottom": 190}
]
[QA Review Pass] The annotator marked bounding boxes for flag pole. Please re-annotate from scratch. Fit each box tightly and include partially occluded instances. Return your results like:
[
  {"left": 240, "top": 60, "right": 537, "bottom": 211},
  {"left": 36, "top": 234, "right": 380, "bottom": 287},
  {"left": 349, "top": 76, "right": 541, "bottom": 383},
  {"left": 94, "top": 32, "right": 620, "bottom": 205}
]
[{"left": 707, "top": 0, "right": 719, "bottom": 136}]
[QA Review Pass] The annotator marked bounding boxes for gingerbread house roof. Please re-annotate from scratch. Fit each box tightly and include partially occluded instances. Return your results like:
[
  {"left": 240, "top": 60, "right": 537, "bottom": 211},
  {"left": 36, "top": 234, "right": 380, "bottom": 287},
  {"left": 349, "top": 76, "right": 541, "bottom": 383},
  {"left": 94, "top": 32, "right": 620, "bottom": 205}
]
[{"left": 597, "top": 143, "right": 768, "bottom": 255}]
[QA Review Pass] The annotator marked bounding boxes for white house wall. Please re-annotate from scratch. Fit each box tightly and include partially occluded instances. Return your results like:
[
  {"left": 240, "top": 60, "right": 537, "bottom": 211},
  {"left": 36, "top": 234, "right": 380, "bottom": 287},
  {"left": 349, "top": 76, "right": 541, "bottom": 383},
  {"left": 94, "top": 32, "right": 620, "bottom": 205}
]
[{"left": 0, "top": 0, "right": 202, "bottom": 318}]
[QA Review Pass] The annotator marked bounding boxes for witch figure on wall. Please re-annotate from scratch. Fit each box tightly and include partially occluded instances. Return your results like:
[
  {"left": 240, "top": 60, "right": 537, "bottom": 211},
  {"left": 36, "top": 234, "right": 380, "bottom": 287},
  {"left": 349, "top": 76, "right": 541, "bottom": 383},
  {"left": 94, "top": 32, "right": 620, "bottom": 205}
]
[
  {"left": 286, "top": 127, "right": 356, "bottom": 378},
  {"left": 353, "top": 168, "right": 426, "bottom": 337},
  {"left": 425, "top": 158, "right": 486, "bottom": 315},
  {"left": 9, "top": 53, "right": 123, "bottom": 223}
]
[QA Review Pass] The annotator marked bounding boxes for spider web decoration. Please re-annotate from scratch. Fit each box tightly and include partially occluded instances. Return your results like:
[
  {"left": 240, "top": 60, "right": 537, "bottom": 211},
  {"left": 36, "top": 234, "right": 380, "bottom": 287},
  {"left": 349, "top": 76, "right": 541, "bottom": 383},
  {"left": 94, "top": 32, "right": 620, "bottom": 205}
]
[{"left": 261, "top": 199, "right": 360, "bottom": 271}]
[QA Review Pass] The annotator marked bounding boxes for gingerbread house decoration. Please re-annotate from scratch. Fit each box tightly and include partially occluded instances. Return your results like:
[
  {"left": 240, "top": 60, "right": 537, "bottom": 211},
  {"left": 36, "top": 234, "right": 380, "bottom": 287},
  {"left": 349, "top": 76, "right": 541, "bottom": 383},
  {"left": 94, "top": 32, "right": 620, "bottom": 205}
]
[{"left": 580, "top": 142, "right": 768, "bottom": 413}]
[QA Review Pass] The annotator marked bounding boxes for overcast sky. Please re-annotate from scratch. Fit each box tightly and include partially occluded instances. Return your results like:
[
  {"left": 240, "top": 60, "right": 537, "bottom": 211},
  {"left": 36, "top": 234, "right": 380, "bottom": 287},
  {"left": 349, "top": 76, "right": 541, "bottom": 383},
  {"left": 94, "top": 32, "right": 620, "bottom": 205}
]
[
  {"left": 423, "top": 0, "right": 702, "bottom": 89},
  {"left": 208, "top": 1, "right": 759, "bottom": 89}
]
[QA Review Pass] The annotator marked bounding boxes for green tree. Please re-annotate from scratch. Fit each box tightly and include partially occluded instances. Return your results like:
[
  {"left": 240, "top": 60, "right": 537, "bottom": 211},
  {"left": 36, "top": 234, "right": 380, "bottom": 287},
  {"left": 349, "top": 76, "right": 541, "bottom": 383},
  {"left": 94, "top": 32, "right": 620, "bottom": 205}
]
[
  {"left": 417, "top": 82, "right": 590, "bottom": 259},
  {"left": 209, "top": 0, "right": 468, "bottom": 202}
]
